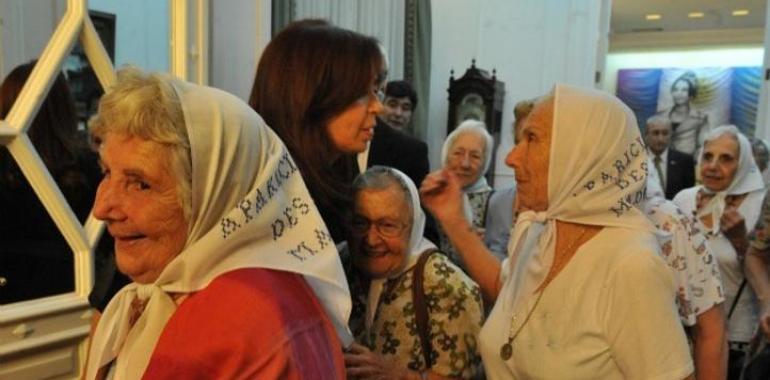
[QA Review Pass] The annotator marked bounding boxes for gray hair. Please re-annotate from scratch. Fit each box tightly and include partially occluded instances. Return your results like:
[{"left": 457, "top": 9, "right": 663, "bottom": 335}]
[
  {"left": 89, "top": 67, "right": 192, "bottom": 220},
  {"left": 352, "top": 166, "right": 413, "bottom": 216},
  {"left": 645, "top": 114, "right": 671, "bottom": 129},
  {"left": 441, "top": 119, "right": 494, "bottom": 174},
  {"left": 703, "top": 125, "right": 741, "bottom": 154}
]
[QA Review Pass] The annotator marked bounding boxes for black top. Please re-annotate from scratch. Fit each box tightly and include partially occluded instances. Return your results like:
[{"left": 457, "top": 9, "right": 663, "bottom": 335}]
[{"left": 0, "top": 151, "right": 126, "bottom": 305}]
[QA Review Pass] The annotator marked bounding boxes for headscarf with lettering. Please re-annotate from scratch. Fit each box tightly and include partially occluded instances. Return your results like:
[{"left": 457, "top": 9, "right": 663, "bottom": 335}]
[
  {"left": 87, "top": 78, "right": 351, "bottom": 379},
  {"left": 498, "top": 84, "right": 655, "bottom": 317},
  {"left": 360, "top": 168, "right": 436, "bottom": 330},
  {"left": 696, "top": 125, "right": 764, "bottom": 234}
]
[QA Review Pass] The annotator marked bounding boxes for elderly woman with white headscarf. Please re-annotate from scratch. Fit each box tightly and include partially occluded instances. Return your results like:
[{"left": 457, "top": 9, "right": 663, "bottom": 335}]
[
  {"left": 422, "top": 85, "right": 693, "bottom": 379},
  {"left": 343, "top": 166, "right": 483, "bottom": 380},
  {"left": 439, "top": 120, "right": 498, "bottom": 265},
  {"left": 84, "top": 68, "right": 350, "bottom": 379},
  {"left": 673, "top": 125, "right": 766, "bottom": 379}
]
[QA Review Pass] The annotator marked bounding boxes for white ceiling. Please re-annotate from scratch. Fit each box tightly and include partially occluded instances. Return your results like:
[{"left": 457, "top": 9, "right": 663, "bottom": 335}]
[{"left": 611, "top": 0, "right": 767, "bottom": 34}]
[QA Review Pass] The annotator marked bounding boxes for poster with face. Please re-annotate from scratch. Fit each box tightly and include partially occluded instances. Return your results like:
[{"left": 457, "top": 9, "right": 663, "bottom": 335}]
[{"left": 616, "top": 67, "right": 761, "bottom": 156}]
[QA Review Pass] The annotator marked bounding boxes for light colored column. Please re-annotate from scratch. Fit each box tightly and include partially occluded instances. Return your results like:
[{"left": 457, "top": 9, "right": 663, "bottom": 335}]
[
  {"left": 755, "top": 3, "right": 770, "bottom": 141},
  {"left": 209, "top": 0, "right": 270, "bottom": 100}
]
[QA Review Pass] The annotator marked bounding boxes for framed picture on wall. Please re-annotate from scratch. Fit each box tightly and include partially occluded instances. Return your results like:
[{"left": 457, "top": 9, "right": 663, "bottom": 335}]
[
  {"left": 616, "top": 66, "right": 761, "bottom": 156},
  {"left": 63, "top": 10, "right": 115, "bottom": 127}
]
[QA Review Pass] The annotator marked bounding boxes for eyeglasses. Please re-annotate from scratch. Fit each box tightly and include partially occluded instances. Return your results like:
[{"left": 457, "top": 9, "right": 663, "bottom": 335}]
[
  {"left": 357, "top": 88, "right": 385, "bottom": 104},
  {"left": 349, "top": 216, "right": 408, "bottom": 238}
]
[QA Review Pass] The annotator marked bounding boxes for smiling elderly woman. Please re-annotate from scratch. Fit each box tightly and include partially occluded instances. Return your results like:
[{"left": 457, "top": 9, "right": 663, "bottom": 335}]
[
  {"left": 422, "top": 85, "right": 693, "bottom": 379},
  {"left": 343, "top": 166, "right": 483, "bottom": 380},
  {"left": 84, "top": 68, "right": 350, "bottom": 379},
  {"left": 673, "top": 125, "right": 766, "bottom": 379},
  {"left": 438, "top": 120, "right": 498, "bottom": 266}
]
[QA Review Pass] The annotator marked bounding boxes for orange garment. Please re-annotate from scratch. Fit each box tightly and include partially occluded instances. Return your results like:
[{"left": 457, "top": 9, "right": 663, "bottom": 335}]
[{"left": 142, "top": 268, "right": 345, "bottom": 379}]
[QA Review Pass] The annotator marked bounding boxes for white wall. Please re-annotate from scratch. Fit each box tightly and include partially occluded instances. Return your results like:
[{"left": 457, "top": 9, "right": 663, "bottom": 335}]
[
  {"left": 757, "top": 4, "right": 770, "bottom": 141},
  {"left": 0, "top": 0, "right": 61, "bottom": 78},
  {"left": 0, "top": 0, "right": 168, "bottom": 84},
  {"left": 427, "top": 0, "right": 606, "bottom": 188},
  {"left": 89, "top": 0, "right": 169, "bottom": 71},
  {"left": 295, "top": 0, "right": 405, "bottom": 81},
  {"left": 209, "top": 0, "right": 271, "bottom": 101}
]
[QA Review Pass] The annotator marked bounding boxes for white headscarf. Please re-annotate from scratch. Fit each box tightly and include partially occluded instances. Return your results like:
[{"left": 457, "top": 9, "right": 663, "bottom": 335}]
[
  {"left": 361, "top": 168, "right": 436, "bottom": 330},
  {"left": 502, "top": 85, "right": 654, "bottom": 314},
  {"left": 87, "top": 78, "right": 351, "bottom": 379},
  {"left": 696, "top": 125, "right": 764, "bottom": 234},
  {"left": 441, "top": 120, "right": 494, "bottom": 194}
]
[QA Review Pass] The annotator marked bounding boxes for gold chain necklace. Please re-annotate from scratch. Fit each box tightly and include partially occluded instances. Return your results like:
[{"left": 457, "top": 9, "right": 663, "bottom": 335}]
[{"left": 499, "top": 226, "right": 589, "bottom": 361}]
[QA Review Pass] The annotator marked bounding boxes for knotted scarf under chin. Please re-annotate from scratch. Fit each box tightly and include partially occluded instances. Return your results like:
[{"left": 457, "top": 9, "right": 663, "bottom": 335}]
[
  {"left": 88, "top": 283, "right": 177, "bottom": 379},
  {"left": 502, "top": 210, "right": 551, "bottom": 314},
  {"left": 696, "top": 190, "right": 728, "bottom": 235}
]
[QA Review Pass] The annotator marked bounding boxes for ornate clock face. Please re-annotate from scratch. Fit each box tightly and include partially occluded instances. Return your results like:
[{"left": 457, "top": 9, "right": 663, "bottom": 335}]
[{"left": 456, "top": 93, "right": 486, "bottom": 123}]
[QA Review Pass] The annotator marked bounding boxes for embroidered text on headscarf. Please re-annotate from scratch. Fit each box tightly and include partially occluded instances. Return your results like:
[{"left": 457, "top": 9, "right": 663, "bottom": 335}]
[
  {"left": 573, "top": 135, "right": 649, "bottom": 217},
  {"left": 221, "top": 151, "right": 331, "bottom": 261}
]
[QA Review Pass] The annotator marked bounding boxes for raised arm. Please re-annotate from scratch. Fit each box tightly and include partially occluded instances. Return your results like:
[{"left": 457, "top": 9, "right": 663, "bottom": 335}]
[
  {"left": 419, "top": 169, "right": 503, "bottom": 304},
  {"left": 691, "top": 305, "right": 727, "bottom": 380}
]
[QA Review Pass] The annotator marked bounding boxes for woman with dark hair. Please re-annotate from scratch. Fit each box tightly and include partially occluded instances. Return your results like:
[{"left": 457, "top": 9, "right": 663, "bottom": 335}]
[
  {"left": 0, "top": 61, "right": 103, "bottom": 304},
  {"left": 249, "top": 19, "right": 386, "bottom": 243},
  {"left": 656, "top": 71, "right": 710, "bottom": 156}
]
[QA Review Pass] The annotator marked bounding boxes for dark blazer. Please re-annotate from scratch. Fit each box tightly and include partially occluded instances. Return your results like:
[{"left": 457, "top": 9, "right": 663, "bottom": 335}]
[
  {"left": 665, "top": 149, "right": 695, "bottom": 200},
  {"left": 367, "top": 119, "right": 438, "bottom": 241},
  {"left": 368, "top": 119, "right": 430, "bottom": 187}
]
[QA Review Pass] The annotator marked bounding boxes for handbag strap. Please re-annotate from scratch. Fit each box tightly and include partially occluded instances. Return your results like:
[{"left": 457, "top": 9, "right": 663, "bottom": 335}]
[
  {"left": 728, "top": 279, "right": 747, "bottom": 320},
  {"left": 481, "top": 189, "right": 495, "bottom": 227},
  {"left": 412, "top": 248, "right": 438, "bottom": 369}
]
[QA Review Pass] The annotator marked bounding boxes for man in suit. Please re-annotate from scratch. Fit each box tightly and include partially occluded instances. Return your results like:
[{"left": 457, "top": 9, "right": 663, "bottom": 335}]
[
  {"left": 645, "top": 115, "right": 695, "bottom": 199},
  {"left": 359, "top": 80, "right": 436, "bottom": 240},
  {"left": 365, "top": 80, "right": 429, "bottom": 188}
]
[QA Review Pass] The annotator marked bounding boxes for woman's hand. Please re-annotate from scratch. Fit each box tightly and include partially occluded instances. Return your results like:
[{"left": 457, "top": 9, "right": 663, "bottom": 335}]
[
  {"left": 344, "top": 342, "right": 410, "bottom": 380},
  {"left": 720, "top": 206, "right": 748, "bottom": 254},
  {"left": 419, "top": 169, "right": 464, "bottom": 223}
]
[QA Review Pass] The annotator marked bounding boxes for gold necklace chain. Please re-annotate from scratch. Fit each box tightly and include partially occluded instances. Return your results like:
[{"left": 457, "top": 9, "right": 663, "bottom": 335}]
[{"left": 499, "top": 226, "right": 589, "bottom": 361}]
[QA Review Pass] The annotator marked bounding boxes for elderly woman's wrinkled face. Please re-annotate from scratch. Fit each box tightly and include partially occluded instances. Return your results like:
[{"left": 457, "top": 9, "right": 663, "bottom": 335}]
[
  {"left": 506, "top": 98, "right": 553, "bottom": 212},
  {"left": 671, "top": 79, "right": 691, "bottom": 106},
  {"left": 700, "top": 134, "right": 740, "bottom": 192},
  {"left": 350, "top": 185, "right": 412, "bottom": 279},
  {"left": 326, "top": 78, "right": 384, "bottom": 154},
  {"left": 446, "top": 132, "right": 486, "bottom": 189},
  {"left": 93, "top": 133, "right": 189, "bottom": 284}
]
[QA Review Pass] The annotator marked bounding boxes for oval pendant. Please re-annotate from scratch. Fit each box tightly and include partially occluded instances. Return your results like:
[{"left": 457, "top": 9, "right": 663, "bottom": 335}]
[{"left": 500, "top": 342, "right": 513, "bottom": 360}]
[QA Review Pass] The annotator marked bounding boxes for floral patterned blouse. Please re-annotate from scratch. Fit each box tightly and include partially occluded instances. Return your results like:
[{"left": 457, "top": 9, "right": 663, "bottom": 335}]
[
  {"left": 349, "top": 252, "right": 484, "bottom": 379},
  {"left": 647, "top": 200, "right": 725, "bottom": 326},
  {"left": 439, "top": 189, "right": 493, "bottom": 270}
]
